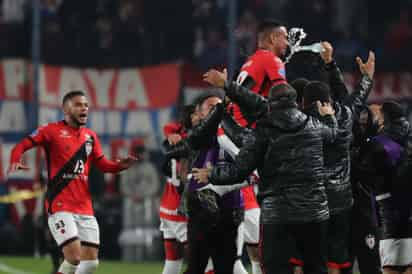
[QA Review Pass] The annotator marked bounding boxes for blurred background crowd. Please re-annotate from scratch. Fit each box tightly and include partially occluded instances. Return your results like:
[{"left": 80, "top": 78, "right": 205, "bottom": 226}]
[{"left": 0, "top": 0, "right": 411, "bottom": 70}]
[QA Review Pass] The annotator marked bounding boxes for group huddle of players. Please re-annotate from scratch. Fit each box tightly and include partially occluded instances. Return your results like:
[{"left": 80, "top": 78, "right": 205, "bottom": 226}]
[{"left": 7, "top": 19, "right": 412, "bottom": 274}]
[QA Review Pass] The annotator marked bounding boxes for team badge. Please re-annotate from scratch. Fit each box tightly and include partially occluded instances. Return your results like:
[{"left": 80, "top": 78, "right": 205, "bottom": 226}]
[
  {"left": 85, "top": 140, "right": 93, "bottom": 156},
  {"left": 365, "top": 234, "right": 375, "bottom": 249}
]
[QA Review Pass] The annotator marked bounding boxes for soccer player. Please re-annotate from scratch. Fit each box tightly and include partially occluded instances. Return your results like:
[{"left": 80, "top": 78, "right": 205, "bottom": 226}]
[
  {"left": 232, "top": 19, "right": 288, "bottom": 126},
  {"left": 229, "top": 19, "right": 288, "bottom": 274},
  {"left": 7, "top": 90, "right": 137, "bottom": 274},
  {"left": 160, "top": 106, "right": 195, "bottom": 274}
]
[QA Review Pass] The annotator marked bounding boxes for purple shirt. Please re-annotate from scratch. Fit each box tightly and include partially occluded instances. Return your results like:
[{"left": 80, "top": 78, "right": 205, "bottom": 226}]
[{"left": 189, "top": 145, "right": 243, "bottom": 209}]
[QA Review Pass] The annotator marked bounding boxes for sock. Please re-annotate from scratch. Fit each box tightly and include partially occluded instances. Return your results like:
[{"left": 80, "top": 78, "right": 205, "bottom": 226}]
[
  {"left": 204, "top": 258, "right": 214, "bottom": 274},
  {"left": 75, "top": 260, "right": 99, "bottom": 274},
  {"left": 233, "top": 259, "right": 249, "bottom": 274},
  {"left": 57, "top": 260, "right": 78, "bottom": 274},
  {"left": 251, "top": 260, "right": 263, "bottom": 274},
  {"left": 162, "top": 259, "right": 183, "bottom": 274}
]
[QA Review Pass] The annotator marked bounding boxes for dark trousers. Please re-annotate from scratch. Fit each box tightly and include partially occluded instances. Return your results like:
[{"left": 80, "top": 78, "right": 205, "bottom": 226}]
[
  {"left": 186, "top": 213, "right": 239, "bottom": 274},
  {"left": 260, "top": 221, "right": 328, "bottom": 274},
  {"left": 343, "top": 209, "right": 381, "bottom": 274}
]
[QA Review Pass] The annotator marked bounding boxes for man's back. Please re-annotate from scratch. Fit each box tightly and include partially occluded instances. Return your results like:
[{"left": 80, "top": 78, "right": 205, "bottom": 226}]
[{"left": 256, "top": 108, "right": 332, "bottom": 224}]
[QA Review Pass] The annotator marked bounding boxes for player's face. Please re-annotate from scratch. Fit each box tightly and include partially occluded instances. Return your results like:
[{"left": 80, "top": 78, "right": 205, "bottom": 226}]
[
  {"left": 273, "top": 26, "right": 288, "bottom": 56},
  {"left": 66, "top": 95, "right": 89, "bottom": 126},
  {"left": 198, "top": 97, "right": 222, "bottom": 119}
]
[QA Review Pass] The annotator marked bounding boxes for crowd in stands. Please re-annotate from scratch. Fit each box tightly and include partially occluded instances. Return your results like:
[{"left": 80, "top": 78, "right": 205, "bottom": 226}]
[{"left": 0, "top": 0, "right": 410, "bottom": 71}]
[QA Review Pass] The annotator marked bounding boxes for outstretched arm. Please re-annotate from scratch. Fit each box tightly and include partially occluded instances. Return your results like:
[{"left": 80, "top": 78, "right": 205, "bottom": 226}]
[
  {"left": 320, "top": 41, "right": 350, "bottom": 103},
  {"left": 8, "top": 138, "right": 34, "bottom": 174},
  {"left": 203, "top": 69, "right": 268, "bottom": 122},
  {"left": 345, "top": 51, "right": 375, "bottom": 118},
  {"left": 193, "top": 127, "right": 266, "bottom": 185}
]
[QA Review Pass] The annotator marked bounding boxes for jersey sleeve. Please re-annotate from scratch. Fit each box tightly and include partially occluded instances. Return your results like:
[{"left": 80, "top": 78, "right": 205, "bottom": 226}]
[
  {"left": 27, "top": 125, "right": 50, "bottom": 146},
  {"left": 237, "top": 58, "right": 263, "bottom": 85},
  {"left": 263, "top": 54, "right": 286, "bottom": 82}
]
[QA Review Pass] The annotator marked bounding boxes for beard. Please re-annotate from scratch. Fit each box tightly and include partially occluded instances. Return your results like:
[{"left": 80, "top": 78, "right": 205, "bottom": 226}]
[{"left": 70, "top": 113, "right": 87, "bottom": 126}]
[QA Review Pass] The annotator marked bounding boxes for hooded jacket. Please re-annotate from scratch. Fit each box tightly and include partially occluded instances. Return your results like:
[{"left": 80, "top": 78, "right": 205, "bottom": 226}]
[{"left": 209, "top": 88, "right": 338, "bottom": 224}]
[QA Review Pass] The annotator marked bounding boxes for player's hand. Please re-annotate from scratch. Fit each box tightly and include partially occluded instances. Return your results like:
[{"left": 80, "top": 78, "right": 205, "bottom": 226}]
[
  {"left": 320, "top": 41, "right": 333, "bottom": 64},
  {"left": 117, "top": 155, "right": 138, "bottom": 170},
  {"left": 167, "top": 133, "right": 182, "bottom": 145},
  {"left": 317, "top": 101, "right": 335, "bottom": 116},
  {"left": 203, "top": 68, "right": 228, "bottom": 88},
  {"left": 356, "top": 51, "right": 375, "bottom": 79},
  {"left": 7, "top": 162, "right": 30, "bottom": 175},
  {"left": 192, "top": 168, "right": 211, "bottom": 183}
]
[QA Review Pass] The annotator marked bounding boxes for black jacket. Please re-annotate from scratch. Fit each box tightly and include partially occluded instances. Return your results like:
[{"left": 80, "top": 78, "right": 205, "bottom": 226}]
[
  {"left": 311, "top": 61, "right": 374, "bottom": 214},
  {"left": 223, "top": 66, "right": 374, "bottom": 215},
  {"left": 209, "top": 92, "right": 338, "bottom": 224}
]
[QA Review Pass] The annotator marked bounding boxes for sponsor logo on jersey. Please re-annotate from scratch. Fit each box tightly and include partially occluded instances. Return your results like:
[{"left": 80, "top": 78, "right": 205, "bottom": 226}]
[
  {"left": 30, "top": 129, "right": 39, "bottom": 137},
  {"left": 278, "top": 67, "right": 286, "bottom": 77},
  {"left": 60, "top": 129, "right": 71, "bottom": 138}
]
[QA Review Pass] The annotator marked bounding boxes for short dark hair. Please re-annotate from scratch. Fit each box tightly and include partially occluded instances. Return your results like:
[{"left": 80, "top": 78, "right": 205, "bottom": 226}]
[
  {"left": 290, "top": 78, "right": 310, "bottom": 105},
  {"left": 62, "top": 90, "right": 86, "bottom": 106},
  {"left": 382, "top": 101, "right": 404, "bottom": 120},
  {"left": 180, "top": 104, "right": 196, "bottom": 129},
  {"left": 268, "top": 83, "right": 297, "bottom": 102},
  {"left": 257, "top": 19, "right": 284, "bottom": 40},
  {"left": 302, "top": 81, "right": 331, "bottom": 107},
  {"left": 192, "top": 90, "right": 223, "bottom": 107}
]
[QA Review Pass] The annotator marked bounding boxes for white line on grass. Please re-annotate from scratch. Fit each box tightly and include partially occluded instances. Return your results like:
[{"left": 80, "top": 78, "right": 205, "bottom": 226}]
[{"left": 0, "top": 262, "right": 34, "bottom": 274}]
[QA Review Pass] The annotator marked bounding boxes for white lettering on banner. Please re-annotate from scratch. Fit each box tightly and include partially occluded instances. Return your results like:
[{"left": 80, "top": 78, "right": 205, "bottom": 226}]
[
  {"left": 158, "top": 108, "right": 173, "bottom": 137},
  {"left": 38, "top": 64, "right": 60, "bottom": 105},
  {"left": 59, "top": 68, "right": 90, "bottom": 105},
  {"left": 116, "top": 70, "right": 149, "bottom": 108},
  {"left": 85, "top": 69, "right": 114, "bottom": 108},
  {"left": 89, "top": 111, "right": 105, "bottom": 134},
  {"left": 0, "top": 101, "right": 26, "bottom": 132},
  {"left": 3, "top": 59, "right": 27, "bottom": 98},
  {"left": 39, "top": 107, "right": 59, "bottom": 125},
  {"left": 124, "top": 111, "right": 153, "bottom": 135},
  {"left": 106, "top": 111, "right": 122, "bottom": 135}
]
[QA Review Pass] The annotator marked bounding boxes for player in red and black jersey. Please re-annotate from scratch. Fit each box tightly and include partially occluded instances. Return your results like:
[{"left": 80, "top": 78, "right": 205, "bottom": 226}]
[
  {"left": 8, "top": 91, "right": 137, "bottom": 274},
  {"left": 231, "top": 19, "right": 288, "bottom": 127},
  {"left": 226, "top": 20, "right": 288, "bottom": 274}
]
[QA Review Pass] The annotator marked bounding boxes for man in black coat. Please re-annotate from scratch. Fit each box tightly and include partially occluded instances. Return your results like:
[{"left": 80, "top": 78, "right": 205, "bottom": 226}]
[{"left": 193, "top": 83, "right": 337, "bottom": 274}]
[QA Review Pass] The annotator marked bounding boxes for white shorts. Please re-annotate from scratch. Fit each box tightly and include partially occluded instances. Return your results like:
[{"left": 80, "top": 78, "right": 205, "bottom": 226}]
[
  {"left": 380, "top": 238, "right": 412, "bottom": 267},
  {"left": 48, "top": 211, "right": 100, "bottom": 248},
  {"left": 159, "top": 219, "right": 187, "bottom": 243},
  {"left": 243, "top": 208, "right": 260, "bottom": 244}
]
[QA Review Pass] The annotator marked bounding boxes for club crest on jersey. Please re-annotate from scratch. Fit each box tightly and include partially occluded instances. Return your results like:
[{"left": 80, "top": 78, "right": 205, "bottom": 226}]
[
  {"left": 365, "top": 234, "right": 375, "bottom": 249},
  {"left": 85, "top": 136, "right": 94, "bottom": 156}
]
